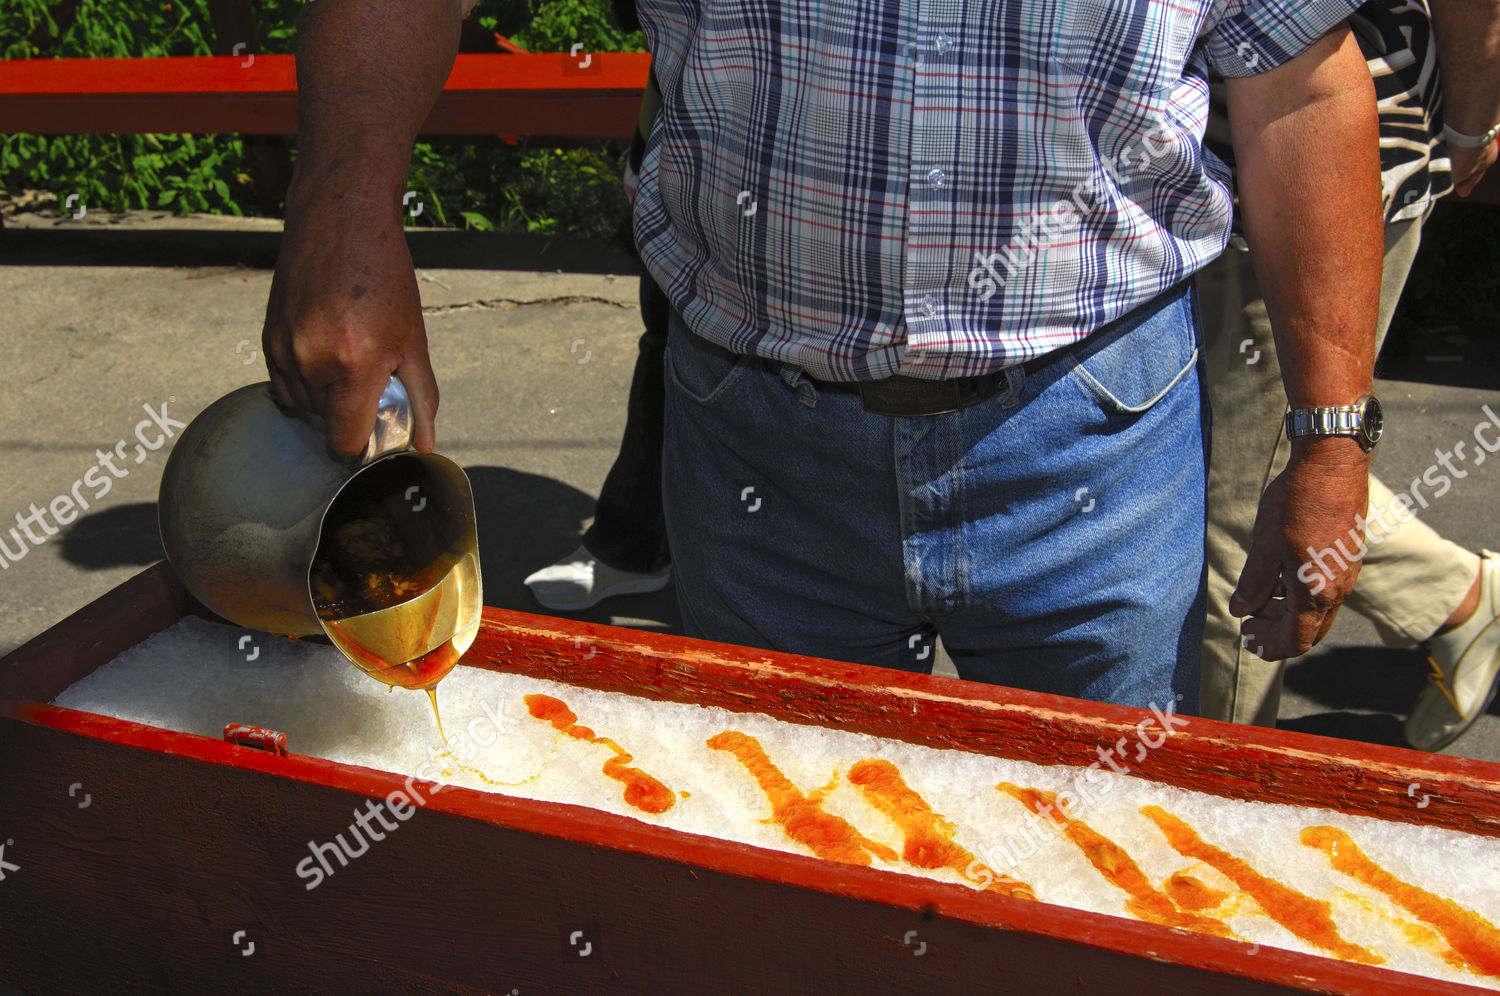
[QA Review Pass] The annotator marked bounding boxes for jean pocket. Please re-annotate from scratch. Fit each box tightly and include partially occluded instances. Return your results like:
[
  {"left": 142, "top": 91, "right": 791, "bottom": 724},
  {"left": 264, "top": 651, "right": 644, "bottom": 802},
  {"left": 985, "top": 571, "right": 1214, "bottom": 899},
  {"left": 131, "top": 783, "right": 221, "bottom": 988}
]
[
  {"left": 666, "top": 320, "right": 751, "bottom": 407},
  {"left": 1058, "top": 0, "right": 1202, "bottom": 95},
  {"left": 1066, "top": 285, "right": 1199, "bottom": 414}
]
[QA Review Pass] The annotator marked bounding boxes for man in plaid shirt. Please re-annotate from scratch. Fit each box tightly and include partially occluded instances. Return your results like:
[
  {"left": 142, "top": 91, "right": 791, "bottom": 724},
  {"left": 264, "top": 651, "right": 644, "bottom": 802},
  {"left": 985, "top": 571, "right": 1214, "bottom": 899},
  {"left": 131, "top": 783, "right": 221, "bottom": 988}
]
[{"left": 263, "top": 0, "right": 1384, "bottom": 712}]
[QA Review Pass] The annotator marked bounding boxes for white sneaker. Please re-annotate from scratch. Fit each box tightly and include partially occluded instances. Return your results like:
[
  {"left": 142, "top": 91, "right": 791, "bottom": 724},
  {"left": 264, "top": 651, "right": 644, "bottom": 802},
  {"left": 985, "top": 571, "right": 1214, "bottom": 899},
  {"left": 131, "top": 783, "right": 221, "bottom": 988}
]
[
  {"left": 1404, "top": 550, "right": 1500, "bottom": 752},
  {"left": 523, "top": 544, "right": 671, "bottom": 611}
]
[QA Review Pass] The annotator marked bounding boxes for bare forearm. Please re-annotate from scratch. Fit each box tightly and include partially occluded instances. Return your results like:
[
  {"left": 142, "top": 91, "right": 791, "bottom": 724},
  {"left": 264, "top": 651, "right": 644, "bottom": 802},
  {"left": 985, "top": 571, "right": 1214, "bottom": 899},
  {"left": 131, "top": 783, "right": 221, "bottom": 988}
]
[
  {"left": 262, "top": 0, "right": 475, "bottom": 454},
  {"left": 289, "top": 0, "right": 473, "bottom": 214},
  {"left": 1430, "top": 0, "right": 1500, "bottom": 136},
  {"left": 1222, "top": 27, "right": 1382, "bottom": 658},
  {"left": 1226, "top": 26, "right": 1382, "bottom": 414}
]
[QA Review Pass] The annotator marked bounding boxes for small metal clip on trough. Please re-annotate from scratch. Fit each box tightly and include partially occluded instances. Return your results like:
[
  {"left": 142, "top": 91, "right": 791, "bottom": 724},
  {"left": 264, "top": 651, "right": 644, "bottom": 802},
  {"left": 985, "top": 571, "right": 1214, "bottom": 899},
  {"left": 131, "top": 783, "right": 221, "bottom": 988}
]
[{"left": 222, "top": 722, "right": 288, "bottom": 756}]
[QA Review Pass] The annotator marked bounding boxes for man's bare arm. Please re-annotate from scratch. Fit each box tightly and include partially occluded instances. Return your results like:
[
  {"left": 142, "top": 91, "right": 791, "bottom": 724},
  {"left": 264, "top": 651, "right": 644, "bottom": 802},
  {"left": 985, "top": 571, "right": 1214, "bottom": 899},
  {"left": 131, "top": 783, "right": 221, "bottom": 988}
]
[
  {"left": 1429, "top": 0, "right": 1500, "bottom": 194},
  {"left": 1224, "top": 25, "right": 1384, "bottom": 660},
  {"left": 262, "top": 0, "right": 477, "bottom": 454}
]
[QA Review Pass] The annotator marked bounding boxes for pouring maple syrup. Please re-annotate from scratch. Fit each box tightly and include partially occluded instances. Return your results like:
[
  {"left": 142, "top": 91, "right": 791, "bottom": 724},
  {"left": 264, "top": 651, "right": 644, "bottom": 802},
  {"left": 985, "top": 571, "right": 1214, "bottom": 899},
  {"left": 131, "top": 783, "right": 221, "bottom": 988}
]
[{"left": 309, "top": 460, "right": 482, "bottom": 741}]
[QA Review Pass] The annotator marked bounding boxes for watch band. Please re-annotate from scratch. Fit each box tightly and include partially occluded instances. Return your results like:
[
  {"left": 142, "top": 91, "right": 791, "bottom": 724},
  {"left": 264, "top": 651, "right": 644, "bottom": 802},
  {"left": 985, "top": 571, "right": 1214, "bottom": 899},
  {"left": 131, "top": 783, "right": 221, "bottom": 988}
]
[
  {"left": 1443, "top": 120, "right": 1500, "bottom": 150},
  {"left": 1285, "top": 404, "right": 1365, "bottom": 439},
  {"left": 1284, "top": 395, "right": 1382, "bottom": 451}
]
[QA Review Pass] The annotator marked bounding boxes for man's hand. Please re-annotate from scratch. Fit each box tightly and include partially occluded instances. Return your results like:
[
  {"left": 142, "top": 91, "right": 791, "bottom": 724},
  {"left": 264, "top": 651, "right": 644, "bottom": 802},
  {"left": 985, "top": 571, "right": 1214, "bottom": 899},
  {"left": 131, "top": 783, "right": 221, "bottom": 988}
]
[
  {"left": 1429, "top": 0, "right": 1500, "bottom": 197},
  {"left": 1231, "top": 439, "right": 1371, "bottom": 659},
  {"left": 1451, "top": 140, "right": 1499, "bottom": 197},
  {"left": 259, "top": 0, "right": 473, "bottom": 455},
  {"left": 263, "top": 184, "right": 438, "bottom": 455},
  {"left": 1225, "top": 26, "right": 1383, "bottom": 661}
]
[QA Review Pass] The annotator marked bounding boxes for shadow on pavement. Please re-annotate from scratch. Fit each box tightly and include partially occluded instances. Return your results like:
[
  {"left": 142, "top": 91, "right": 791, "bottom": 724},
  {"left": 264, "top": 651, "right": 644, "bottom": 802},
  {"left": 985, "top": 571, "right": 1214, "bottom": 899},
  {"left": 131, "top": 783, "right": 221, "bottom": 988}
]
[
  {"left": 1279, "top": 644, "right": 1500, "bottom": 754},
  {"left": 1278, "top": 711, "right": 1408, "bottom": 748},
  {"left": 0, "top": 226, "right": 641, "bottom": 274},
  {"left": 57, "top": 502, "right": 164, "bottom": 569},
  {"left": 1378, "top": 322, "right": 1500, "bottom": 390},
  {"left": 1281, "top": 645, "right": 1426, "bottom": 715},
  {"left": 51, "top": 470, "right": 679, "bottom": 632},
  {"left": 465, "top": 464, "right": 681, "bottom": 634},
  {"left": 1277, "top": 645, "right": 1415, "bottom": 748}
]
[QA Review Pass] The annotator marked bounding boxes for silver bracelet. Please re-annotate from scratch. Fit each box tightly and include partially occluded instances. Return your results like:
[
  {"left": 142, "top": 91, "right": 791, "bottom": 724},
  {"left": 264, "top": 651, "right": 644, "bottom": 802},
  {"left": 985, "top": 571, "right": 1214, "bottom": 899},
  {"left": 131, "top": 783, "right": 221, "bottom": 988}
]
[{"left": 1443, "top": 120, "right": 1500, "bottom": 149}]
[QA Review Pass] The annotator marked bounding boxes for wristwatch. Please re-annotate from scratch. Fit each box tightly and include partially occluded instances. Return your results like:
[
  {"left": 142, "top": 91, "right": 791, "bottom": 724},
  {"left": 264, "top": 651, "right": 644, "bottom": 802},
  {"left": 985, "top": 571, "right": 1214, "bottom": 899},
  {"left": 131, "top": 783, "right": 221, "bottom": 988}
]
[{"left": 1284, "top": 395, "right": 1383, "bottom": 451}]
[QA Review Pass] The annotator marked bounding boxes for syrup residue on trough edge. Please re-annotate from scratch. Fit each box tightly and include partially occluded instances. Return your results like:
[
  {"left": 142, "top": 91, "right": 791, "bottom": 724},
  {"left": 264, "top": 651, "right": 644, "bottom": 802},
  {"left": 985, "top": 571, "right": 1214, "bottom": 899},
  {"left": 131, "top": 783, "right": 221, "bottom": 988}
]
[
  {"left": 848, "top": 760, "right": 1035, "bottom": 900},
  {"left": 1142, "top": 806, "right": 1382, "bottom": 965},
  {"left": 997, "top": 784, "right": 1231, "bottom": 934},
  {"left": 707, "top": 731, "right": 898, "bottom": 866},
  {"left": 1303, "top": 825, "right": 1500, "bottom": 977},
  {"left": 526, "top": 694, "right": 676, "bottom": 814}
]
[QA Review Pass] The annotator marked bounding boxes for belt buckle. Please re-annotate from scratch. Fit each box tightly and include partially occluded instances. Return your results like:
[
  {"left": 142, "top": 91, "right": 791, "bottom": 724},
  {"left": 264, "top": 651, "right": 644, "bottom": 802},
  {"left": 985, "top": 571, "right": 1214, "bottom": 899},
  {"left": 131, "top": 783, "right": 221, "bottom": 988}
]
[{"left": 857, "top": 376, "right": 969, "bottom": 417}]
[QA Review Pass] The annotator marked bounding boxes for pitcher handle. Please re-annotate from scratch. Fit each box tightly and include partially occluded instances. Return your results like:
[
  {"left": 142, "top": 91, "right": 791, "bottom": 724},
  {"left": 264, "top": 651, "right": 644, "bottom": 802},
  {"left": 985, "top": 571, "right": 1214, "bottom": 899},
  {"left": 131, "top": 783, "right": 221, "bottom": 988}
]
[
  {"left": 267, "top": 373, "right": 412, "bottom": 465},
  {"left": 360, "top": 374, "right": 413, "bottom": 464}
]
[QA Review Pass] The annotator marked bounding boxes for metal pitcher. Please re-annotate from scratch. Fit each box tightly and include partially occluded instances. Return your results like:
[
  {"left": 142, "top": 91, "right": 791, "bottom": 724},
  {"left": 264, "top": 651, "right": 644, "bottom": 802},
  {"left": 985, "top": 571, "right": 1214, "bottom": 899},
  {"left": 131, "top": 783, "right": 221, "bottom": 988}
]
[{"left": 158, "top": 376, "right": 482, "bottom": 690}]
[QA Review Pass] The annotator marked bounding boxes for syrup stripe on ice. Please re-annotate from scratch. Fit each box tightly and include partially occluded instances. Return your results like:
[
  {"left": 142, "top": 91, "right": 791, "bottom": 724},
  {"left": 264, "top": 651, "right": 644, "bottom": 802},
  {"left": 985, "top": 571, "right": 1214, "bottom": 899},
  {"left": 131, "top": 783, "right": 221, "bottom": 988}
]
[
  {"left": 997, "top": 784, "right": 1232, "bottom": 935},
  {"left": 1303, "top": 826, "right": 1500, "bottom": 978},
  {"left": 850, "top": 760, "right": 1035, "bottom": 901},
  {"left": 708, "top": 732, "right": 899, "bottom": 866},
  {"left": 1142, "top": 806, "right": 1382, "bottom": 965},
  {"left": 525, "top": 694, "right": 676, "bottom": 814}
]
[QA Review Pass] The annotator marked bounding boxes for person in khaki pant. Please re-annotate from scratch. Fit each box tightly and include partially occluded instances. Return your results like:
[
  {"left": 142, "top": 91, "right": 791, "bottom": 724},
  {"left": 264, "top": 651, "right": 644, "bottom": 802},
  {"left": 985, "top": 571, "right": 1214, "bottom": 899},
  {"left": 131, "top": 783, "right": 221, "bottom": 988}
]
[{"left": 1200, "top": 0, "right": 1500, "bottom": 750}]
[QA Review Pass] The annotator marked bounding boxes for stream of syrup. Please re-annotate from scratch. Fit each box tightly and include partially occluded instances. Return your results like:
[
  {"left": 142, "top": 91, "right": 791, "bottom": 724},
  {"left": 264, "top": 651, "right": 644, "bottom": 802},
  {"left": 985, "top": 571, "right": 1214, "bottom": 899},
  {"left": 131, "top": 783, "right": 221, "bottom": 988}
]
[
  {"left": 426, "top": 687, "right": 446, "bottom": 741},
  {"left": 1142, "top": 806, "right": 1382, "bottom": 965},
  {"left": 1302, "top": 825, "right": 1500, "bottom": 977},
  {"left": 848, "top": 760, "right": 1034, "bottom": 900},
  {"left": 996, "top": 784, "right": 1230, "bottom": 933},
  {"left": 526, "top": 694, "right": 675, "bottom": 814},
  {"left": 707, "top": 731, "right": 897, "bottom": 866},
  {"left": 412, "top": 685, "right": 553, "bottom": 788}
]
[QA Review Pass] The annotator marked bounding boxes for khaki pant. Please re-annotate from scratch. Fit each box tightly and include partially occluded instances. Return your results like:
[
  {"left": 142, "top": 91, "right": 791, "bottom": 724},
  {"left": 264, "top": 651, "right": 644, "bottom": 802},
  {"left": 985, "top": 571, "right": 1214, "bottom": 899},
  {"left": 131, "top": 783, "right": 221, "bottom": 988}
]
[{"left": 1198, "top": 218, "right": 1479, "bottom": 725}]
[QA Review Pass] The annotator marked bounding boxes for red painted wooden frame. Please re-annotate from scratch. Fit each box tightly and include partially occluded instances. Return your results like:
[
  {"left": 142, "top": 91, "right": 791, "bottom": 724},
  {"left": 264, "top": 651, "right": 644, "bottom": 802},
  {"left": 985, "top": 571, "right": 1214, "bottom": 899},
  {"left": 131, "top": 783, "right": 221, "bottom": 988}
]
[
  {"left": 0, "top": 53, "right": 650, "bottom": 138},
  {"left": 2, "top": 562, "right": 1499, "bottom": 994}
]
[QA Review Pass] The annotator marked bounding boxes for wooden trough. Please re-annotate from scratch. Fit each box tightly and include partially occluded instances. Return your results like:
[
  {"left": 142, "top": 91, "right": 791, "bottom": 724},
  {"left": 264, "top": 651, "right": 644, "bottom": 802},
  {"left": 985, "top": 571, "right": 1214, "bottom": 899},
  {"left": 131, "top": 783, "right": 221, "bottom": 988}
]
[{"left": 2, "top": 562, "right": 1499, "bottom": 994}]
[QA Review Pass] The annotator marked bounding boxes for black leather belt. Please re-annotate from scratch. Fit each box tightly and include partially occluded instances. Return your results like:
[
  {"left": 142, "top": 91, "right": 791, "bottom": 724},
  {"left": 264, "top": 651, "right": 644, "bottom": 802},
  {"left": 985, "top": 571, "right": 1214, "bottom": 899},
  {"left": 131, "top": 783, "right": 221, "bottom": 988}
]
[
  {"left": 851, "top": 372, "right": 1008, "bottom": 416},
  {"left": 683, "top": 324, "right": 1069, "bottom": 418},
  {"left": 805, "top": 349, "right": 1064, "bottom": 417}
]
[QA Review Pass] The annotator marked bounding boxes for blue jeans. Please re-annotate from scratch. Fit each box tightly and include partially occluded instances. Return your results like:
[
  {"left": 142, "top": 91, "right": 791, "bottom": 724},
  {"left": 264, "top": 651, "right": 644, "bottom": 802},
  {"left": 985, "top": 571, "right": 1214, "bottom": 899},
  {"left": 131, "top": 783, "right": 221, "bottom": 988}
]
[{"left": 662, "top": 283, "right": 1207, "bottom": 711}]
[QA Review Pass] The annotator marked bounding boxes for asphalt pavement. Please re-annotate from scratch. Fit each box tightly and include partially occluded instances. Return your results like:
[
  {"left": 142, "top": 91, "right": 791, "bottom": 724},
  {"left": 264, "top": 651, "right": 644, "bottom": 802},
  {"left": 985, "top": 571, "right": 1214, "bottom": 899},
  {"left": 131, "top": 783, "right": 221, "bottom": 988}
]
[{"left": 1, "top": 208, "right": 1496, "bottom": 767}]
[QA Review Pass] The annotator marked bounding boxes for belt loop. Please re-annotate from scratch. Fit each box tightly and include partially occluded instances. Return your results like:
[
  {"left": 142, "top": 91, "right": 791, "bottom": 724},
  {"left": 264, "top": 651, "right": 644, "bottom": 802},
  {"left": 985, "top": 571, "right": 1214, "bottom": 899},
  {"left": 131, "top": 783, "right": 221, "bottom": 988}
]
[
  {"left": 999, "top": 366, "right": 1024, "bottom": 408},
  {"left": 779, "top": 364, "right": 819, "bottom": 408}
]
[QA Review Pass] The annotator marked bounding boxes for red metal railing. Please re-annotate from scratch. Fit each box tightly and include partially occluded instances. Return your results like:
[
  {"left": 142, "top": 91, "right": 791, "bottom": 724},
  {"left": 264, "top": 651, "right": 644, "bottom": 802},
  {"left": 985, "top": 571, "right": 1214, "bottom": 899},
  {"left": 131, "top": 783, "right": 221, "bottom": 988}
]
[{"left": 0, "top": 52, "right": 650, "bottom": 139}]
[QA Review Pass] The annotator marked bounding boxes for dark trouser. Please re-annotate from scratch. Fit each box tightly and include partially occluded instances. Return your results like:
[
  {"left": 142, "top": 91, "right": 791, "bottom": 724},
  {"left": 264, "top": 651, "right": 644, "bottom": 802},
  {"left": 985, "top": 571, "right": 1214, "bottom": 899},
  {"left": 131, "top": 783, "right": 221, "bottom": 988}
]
[
  {"left": 661, "top": 283, "right": 1208, "bottom": 710},
  {"left": 581, "top": 272, "right": 672, "bottom": 573}
]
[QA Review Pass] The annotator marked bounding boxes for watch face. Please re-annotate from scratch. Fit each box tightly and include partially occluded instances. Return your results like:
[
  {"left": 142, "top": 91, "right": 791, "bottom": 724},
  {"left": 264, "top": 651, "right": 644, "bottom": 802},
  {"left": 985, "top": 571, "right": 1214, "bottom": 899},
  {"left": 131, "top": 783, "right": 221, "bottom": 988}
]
[{"left": 1362, "top": 395, "right": 1383, "bottom": 447}]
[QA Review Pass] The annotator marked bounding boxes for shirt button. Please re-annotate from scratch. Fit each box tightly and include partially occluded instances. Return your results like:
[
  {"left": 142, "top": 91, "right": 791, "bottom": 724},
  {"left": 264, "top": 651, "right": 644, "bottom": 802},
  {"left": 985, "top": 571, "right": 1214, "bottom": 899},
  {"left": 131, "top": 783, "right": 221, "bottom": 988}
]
[
  {"left": 921, "top": 296, "right": 939, "bottom": 318},
  {"left": 926, "top": 167, "right": 947, "bottom": 189},
  {"left": 935, "top": 33, "right": 955, "bottom": 54}
]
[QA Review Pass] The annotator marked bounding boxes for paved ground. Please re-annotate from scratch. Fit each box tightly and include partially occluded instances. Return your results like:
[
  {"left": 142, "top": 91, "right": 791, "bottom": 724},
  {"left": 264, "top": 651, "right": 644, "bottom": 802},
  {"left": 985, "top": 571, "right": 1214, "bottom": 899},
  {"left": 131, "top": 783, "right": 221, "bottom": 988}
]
[{"left": 1, "top": 208, "right": 1497, "bottom": 778}]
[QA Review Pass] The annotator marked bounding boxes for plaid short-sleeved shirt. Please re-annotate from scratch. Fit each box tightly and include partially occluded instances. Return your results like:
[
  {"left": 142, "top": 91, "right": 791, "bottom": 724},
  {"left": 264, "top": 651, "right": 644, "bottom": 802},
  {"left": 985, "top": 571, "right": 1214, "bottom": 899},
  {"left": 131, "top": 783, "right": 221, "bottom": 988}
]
[{"left": 633, "top": 0, "right": 1362, "bottom": 381}]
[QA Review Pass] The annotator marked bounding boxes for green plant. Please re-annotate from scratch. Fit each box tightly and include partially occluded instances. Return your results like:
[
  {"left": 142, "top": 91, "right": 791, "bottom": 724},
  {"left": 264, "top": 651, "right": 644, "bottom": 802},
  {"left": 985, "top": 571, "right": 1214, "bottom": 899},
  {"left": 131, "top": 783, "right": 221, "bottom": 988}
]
[
  {"left": 0, "top": 0, "right": 269, "bottom": 215},
  {"left": 412, "top": 0, "right": 643, "bottom": 236},
  {"left": 1, "top": 0, "right": 641, "bottom": 237},
  {"left": 510, "top": 0, "right": 644, "bottom": 53}
]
